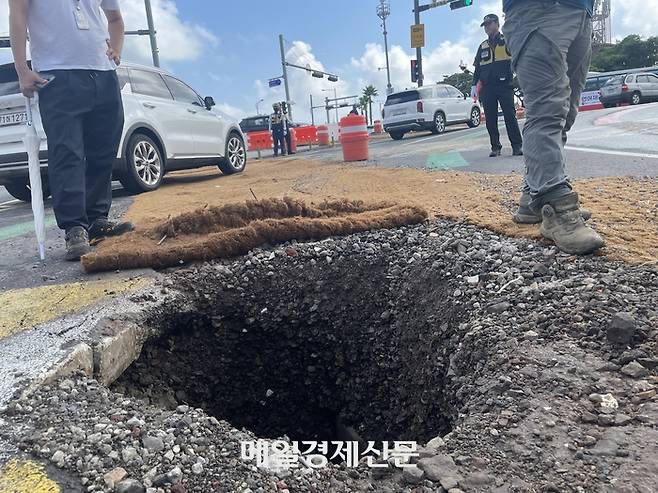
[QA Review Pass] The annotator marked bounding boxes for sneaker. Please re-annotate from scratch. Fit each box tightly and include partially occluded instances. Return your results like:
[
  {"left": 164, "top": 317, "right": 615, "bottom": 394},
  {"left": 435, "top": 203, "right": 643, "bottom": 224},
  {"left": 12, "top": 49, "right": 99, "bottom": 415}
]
[
  {"left": 65, "top": 226, "right": 91, "bottom": 261},
  {"left": 489, "top": 149, "right": 502, "bottom": 158},
  {"left": 539, "top": 193, "right": 605, "bottom": 255},
  {"left": 512, "top": 147, "right": 524, "bottom": 156},
  {"left": 89, "top": 218, "right": 134, "bottom": 241},
  {"left": 513, "top": 191, "right": 592, "bottom": 224}
]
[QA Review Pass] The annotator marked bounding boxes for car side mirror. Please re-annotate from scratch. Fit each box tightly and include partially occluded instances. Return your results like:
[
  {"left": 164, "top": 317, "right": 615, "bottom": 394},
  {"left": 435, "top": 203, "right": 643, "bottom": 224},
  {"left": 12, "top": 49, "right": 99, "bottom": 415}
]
[
  {"left": 463, "top": 93, "right": 468, "bottom": 100},
  {"left": 204, "top": 96, "right": 216, "bottom": 109}
]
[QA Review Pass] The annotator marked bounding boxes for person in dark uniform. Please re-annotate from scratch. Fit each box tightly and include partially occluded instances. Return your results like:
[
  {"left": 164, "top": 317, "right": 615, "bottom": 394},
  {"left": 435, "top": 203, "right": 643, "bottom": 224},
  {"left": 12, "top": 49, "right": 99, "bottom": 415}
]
[
  {"left": 471, "top": 13, "right": 523, "bottom": 158},
  {"left": 269, "top": 103, "right": 287, "bottom": 157},
  {"left": 282, "top": 102, "right": 295, "bottom": 155}
]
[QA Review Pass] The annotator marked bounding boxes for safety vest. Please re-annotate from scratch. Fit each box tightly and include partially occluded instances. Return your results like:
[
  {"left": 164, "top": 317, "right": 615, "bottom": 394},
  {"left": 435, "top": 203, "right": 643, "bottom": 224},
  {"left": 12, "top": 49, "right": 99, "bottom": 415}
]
[{"left": 473, "top": 33, "right": 514, "bottom": 86}]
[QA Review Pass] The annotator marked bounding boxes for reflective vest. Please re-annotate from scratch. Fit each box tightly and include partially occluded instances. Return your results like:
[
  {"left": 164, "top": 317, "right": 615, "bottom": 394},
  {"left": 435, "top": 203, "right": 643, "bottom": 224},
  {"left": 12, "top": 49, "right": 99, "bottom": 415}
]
[{"left": 473, "top": 33, "right": 514, "bottom": 87}]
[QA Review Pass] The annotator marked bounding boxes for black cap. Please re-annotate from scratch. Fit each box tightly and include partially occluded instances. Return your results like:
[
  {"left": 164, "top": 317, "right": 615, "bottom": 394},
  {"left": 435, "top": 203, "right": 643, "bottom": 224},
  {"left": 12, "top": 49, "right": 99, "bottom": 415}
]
[{"left": 480, "top": 14, "right": 499, "bottom": 26}]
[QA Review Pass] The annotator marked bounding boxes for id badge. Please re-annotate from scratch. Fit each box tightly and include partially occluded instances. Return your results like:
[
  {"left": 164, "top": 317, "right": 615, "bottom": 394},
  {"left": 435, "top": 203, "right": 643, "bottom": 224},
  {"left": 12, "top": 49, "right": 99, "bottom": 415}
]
[{"left": 74, "top": 6, "right": 90, "bottom": 30}]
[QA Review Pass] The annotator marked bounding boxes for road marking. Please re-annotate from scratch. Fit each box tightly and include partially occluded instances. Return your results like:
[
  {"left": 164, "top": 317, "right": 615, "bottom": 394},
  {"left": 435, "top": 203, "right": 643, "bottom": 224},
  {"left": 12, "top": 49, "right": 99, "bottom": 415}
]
[
  {"left": 0, "top": 459, "right": 60, "bottom": 493},
  {"left": 0, "top": 277, "right": 152, "bottom": 341},
  {"left": 0, "top": 216, "right": 58, "bottom": 242},
  {"left": 0, "top": 199, "right": 20, "bottom": 207},
  {"left": 426, "top": 151, "right": 469, "bottom": 170},
  {"left": 566, "top": 145, "right": 658, "bottom": 159}
]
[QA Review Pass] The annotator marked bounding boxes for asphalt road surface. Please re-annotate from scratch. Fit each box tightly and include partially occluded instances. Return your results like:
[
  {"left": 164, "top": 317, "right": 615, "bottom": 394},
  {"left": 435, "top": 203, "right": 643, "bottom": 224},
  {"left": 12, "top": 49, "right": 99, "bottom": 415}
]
[{"left": 1, "top": 103, "right": 657, "bottom": 290}]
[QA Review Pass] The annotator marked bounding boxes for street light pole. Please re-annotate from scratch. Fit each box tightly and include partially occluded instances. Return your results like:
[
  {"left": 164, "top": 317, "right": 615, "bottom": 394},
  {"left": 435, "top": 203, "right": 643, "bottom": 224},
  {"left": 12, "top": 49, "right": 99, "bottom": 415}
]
[
  {"left": 310, "top": 94, "right": 315, "bottom": 125},
  {"left": 143, "top": 0, "right": 160, "bottom": 68},
  {"left": 377, "top": 0, "right": 393, "bottom": 94},
  {"left": 334, "top": 88, "right": 338, "bottom": 122},
  {"left": 413, "top": 0, "right": 424, "bottom": 87},
  {"left": 256, "top": 98, "right": 264, "bottom": 115},
  {"left": 279, "top": 34, "right": 293, "bottom": 121}
]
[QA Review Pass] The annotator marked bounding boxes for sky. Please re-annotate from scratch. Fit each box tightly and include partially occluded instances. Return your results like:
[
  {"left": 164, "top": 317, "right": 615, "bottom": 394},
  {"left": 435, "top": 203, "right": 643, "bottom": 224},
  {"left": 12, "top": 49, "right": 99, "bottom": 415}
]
[{"left": 1, "top": 0, "right": 656, "bottom": 124}]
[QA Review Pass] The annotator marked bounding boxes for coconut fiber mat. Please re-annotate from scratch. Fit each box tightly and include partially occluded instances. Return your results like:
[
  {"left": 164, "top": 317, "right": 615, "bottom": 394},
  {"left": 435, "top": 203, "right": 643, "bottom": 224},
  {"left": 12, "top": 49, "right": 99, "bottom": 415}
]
[{"left": 81, "top": 197, "right": 428, "bottom": 273}]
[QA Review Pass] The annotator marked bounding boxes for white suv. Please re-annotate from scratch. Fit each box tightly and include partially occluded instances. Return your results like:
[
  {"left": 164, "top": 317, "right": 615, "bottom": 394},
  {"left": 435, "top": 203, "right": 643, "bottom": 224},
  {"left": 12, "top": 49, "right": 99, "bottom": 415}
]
[
  {"left": 0, "top": 62, "right": 246, "bottom": 201},
  {"left": 382, "top": 84, "right": 481, "bottom": 141}
]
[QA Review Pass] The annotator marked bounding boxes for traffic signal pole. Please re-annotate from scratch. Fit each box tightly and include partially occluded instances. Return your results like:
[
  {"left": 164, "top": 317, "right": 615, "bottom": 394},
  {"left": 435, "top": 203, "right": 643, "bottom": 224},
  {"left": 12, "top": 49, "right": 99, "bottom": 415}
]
[
  {"left": 279, "top": 34, "right": 293, "bottom": 121},
  {"left": 413, "top": 0, "right": 424, "bottom": 87},
  {"left": 412, "top": 0, "right": 473, "bottom": 87}
]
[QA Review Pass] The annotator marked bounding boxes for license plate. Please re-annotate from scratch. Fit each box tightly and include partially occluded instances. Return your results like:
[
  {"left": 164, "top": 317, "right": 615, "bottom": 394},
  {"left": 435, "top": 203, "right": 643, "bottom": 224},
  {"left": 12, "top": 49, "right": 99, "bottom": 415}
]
[{"left": 0, "top": 112, "right": 28, "bottom": 127}]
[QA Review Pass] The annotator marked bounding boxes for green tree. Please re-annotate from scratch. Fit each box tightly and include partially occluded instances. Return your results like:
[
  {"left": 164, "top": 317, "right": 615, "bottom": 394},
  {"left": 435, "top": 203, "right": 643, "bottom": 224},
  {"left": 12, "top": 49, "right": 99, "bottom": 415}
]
[
  {"left": 591, "top": 35, "right": 658, "bottom": 72},
  {"left": 362, "top": 85, "right": 379, "bottom": 125},
  {"left": 358, "top": 95, "right": 370, "bottom": 120},
  {"left": 442, "top": 72, "right": 473, "bottom": 95}
]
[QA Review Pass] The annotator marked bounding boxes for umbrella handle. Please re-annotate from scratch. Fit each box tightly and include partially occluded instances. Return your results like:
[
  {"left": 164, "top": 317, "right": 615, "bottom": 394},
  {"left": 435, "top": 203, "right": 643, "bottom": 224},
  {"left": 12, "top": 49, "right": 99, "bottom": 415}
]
[{"left": 25, "top": 96, "right": 34, "bottom": 126}]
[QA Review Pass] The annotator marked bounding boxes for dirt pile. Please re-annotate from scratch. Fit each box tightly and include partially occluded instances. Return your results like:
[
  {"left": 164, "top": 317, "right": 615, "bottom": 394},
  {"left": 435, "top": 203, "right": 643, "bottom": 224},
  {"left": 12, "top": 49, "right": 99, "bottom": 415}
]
[{"left": 81, "top": 197, "right": 428, "bottom": 273}]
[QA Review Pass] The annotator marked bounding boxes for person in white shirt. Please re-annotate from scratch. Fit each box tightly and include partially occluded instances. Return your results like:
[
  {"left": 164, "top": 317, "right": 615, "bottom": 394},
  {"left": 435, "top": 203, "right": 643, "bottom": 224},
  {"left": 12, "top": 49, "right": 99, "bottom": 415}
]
[{"left": 9, "top": 0, "right": 133, "bottom": 261}]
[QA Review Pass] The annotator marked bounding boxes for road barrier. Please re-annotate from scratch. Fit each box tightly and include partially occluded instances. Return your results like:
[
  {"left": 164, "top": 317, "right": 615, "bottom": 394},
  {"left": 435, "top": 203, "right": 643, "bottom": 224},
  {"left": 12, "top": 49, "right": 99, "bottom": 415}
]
[
  {"left": 317, "top": 125, "right": 330, "bottom": 146},
  {"left": 293, "top": 126, "right": 319, "bottom": 149},
  {"left": 339, "top": 114, "right": 369, "bottom": 162},
  {"left": 247, "top": 131, "right": 273, "bottom": 159},
  {"left": 373, "top": 120, "right": 383, "bottom": 134},
  {"left": 289, "top": 128, "right": 298, "bottom": 154}
]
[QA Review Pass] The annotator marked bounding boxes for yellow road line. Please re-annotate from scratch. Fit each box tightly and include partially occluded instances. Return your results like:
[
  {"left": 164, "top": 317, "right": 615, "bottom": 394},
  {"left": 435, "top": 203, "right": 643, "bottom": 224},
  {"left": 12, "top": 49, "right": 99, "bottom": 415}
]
[
  {"left": 0, "top": 277, "right": 152, "bottom": 340},
  {"left": 0, "top": 459, "right": 60, "bottom": 493}
]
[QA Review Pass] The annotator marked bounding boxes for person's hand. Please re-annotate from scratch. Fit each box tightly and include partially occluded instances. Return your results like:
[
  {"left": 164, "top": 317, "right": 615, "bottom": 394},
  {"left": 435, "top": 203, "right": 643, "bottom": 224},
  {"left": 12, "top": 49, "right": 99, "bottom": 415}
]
[
  {"left": 470, "top": 85, "right": 478, "bottom": 100},
  {"left": 17, "top": 68, "right": 48, "bottom": 98},
  {"left": 106, "top": 40, "right": 121, "bottom": 66}
]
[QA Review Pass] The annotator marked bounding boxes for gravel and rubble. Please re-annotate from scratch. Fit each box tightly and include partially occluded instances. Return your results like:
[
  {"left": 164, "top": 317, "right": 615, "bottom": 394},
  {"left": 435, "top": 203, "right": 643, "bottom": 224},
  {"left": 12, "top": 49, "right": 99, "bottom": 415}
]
[{"left": 2, "top": 219, "right": 658, "bottom": 492}]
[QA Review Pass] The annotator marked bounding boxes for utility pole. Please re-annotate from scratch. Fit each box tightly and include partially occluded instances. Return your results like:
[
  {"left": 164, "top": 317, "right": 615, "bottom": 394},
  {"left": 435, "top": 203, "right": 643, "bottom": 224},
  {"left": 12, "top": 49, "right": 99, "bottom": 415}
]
[
  {"left": 310, "top": 94, "right": 315, "bottom": 126},
  {"left": 279, "top": 34, "right": 293, "bottom": 121},
  {"left": 413, "top": 0, "right": 424, "bottom": 87},
  {"left": 325, "top": 97, "right": 331, "bottom": 124},
  {"left": 143, "top": 0, "right": 160, "bottom": 67},
  {"left": 377, "top": 0, "right": 393, "bottom": 94},
  {"left": 125, "top": 0, "right": 160, "bottom": 67}
]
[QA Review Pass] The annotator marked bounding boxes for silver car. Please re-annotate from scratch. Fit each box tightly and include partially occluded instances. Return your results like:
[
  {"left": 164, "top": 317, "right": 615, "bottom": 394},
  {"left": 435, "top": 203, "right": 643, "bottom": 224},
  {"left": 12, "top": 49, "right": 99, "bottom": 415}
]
[{"left": 599, "top": 72, "right": 658, "bottom": 108}]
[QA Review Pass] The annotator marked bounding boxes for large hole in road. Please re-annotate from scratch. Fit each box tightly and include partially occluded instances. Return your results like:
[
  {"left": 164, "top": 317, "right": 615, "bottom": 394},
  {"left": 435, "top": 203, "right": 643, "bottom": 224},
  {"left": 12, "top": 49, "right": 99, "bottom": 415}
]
[{"left": 113, "top": 248, "right": 464, "bottom": 446}]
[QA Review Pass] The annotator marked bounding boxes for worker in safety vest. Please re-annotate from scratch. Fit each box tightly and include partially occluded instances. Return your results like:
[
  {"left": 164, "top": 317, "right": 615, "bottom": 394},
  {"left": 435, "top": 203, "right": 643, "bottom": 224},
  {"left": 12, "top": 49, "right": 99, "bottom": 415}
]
[
  {"left": 269, "top": 103, "right": 287, "bottom": 157},
  {"left": 471, "top": 14, "right": 523, "bottom": 158}
]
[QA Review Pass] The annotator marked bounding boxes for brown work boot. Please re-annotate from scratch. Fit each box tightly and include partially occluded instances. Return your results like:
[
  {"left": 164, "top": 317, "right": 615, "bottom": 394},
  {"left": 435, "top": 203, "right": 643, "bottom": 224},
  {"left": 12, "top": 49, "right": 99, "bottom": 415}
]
[
  {"left": 65, "top": 226, "right": 91, "bottom": 261},
  {"left": 539, "top": 193, "right": 605, "bottom": 255},
  {"left": 513, "top": 191, "right": 592, "bottom": 224},
  {"left": 89, "top": 218, "right": 134, "bottom": 241}
]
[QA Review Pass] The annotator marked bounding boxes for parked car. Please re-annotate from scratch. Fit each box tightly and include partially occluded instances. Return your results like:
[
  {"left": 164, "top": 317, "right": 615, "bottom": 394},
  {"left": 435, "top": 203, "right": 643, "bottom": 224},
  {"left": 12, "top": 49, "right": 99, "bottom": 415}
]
[
  {"left": 0, "top": 62, "right": 246, "bottom": 202},
  {"left": 599, "top": 72, "right": 658, "bottom": 108},
  {"left": 239, "top": 115, "right": 271, "bottom": 133},
  {"left": 382, "top": 84, "right": 481, "bottom": 140}
]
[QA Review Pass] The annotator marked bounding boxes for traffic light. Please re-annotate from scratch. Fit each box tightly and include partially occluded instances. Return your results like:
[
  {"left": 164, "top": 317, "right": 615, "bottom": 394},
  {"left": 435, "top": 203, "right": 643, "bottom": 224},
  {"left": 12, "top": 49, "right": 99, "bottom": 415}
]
[
  {"left": 450, "top": 0, "right": 473, "bottom": 10},
  {"left": 411, "top": 59, "right": 419, "bottom": 83}
]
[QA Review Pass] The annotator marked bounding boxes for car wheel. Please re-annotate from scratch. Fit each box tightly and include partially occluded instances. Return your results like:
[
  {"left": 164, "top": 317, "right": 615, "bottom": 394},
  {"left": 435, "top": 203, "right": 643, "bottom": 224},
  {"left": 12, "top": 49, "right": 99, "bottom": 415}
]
[
  {"left": 467, "top": 107, "right": 481, "bottom": 128},
  {"left": 630, "top": 92, "right": 642, "bottom": 105},
  {"left": 389, "top": 131, "right": 405, "bottom": 141},
  {"left": 218, "top": 132, "right": 247, "bottom": 175},
  {"left": 4, "top": 179, "right": 51, "bottom": 203},
  {"left": 430, "top": 112, "right": 446, "bottom": 135},
  {"left": 119, "top": 133, "right": 164, "bottom": 194}
]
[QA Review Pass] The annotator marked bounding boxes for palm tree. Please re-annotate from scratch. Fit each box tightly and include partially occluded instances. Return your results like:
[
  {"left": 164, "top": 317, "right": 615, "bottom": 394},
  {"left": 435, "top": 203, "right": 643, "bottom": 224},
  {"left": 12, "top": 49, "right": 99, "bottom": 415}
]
[
  {"left": 362, "top": 85, "right": 379, "bottom": 125},
  {"left": 358, "top": 96, "right": 370, "bottom": 121}
]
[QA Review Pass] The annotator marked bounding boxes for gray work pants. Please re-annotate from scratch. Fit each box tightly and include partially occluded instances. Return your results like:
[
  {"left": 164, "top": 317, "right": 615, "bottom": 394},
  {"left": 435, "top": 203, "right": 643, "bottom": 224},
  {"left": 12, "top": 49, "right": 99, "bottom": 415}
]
[{"left": 503, "top": 1, "right": 592, "bottom": 211}]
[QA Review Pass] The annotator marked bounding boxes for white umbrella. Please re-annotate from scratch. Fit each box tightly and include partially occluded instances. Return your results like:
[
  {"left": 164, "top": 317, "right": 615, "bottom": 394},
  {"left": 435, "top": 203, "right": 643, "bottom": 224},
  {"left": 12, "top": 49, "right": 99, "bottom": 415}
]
[{"left": 23, "top": 96, "right": 46, "bottom": 260}]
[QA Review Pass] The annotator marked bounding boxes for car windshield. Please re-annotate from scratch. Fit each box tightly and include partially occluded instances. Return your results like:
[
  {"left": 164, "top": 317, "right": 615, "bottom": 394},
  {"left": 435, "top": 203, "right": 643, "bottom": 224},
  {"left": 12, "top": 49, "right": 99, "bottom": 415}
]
[
  {"left": 603, "top": 75, "right": 625, "bottom": 86},
  {"left": 0, "top": 63, "right": 20, "bottom": 97},
  {"left": 385, "top": 90, "right": 420, "bottom": 106}
]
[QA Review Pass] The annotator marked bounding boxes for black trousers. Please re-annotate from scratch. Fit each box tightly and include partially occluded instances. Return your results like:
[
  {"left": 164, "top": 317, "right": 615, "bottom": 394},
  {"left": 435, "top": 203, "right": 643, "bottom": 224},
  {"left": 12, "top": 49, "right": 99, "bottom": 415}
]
[
  {"left": 480, "top": 83, "right": 522, "bottom": 151},
  {"left": 38, "top": 70, "right": 124, "bottom": 231},
  {"left": 272, "top": 126, "right": 286, "bottom": 156}
]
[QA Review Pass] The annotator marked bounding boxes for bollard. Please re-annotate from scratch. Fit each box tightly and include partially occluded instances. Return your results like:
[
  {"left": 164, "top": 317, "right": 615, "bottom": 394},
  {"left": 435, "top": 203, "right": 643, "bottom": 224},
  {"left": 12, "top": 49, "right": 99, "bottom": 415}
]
[{"left": 339, "top": 114, "right": 369, "bottom": 162}]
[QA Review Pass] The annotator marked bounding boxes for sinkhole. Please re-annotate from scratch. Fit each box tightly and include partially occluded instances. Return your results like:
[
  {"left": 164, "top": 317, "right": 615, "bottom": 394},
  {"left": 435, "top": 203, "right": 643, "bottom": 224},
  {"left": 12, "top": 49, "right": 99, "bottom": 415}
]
[{"left": 113, "top": 250, "right": 464, "bottom": 446}]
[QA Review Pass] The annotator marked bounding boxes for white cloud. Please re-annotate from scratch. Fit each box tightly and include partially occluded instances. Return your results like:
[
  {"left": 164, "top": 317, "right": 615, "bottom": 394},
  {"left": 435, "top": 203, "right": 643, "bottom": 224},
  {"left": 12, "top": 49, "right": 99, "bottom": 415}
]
[
  {"left": 611, "top": 0, "right": 658, "bottom": 38},
  {"left": 215, "top": 102, "right": 247, "bottom": 120},
  {"left": 118, "top": 0, "right": 218, "bottom": 65}
]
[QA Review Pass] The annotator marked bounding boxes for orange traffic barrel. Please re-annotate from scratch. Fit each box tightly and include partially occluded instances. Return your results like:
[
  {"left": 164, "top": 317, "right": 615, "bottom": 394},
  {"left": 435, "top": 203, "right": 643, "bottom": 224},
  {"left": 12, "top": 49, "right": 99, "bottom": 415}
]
[
  {"left": 373, "top": 120, "right": 383, "bottom": 134},
  {"left": 339, "top": 114, "right": 369, "bottom": 162},
  {"left": 317, "top": 125, "right": 330, "bottom": 146}
]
